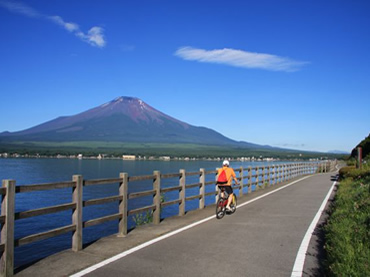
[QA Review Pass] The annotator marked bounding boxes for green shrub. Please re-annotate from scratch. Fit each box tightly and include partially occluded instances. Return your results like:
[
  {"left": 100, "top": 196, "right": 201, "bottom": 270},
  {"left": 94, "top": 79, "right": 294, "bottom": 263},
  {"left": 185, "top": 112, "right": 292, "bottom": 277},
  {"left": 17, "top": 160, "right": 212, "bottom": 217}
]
[
  {"left": 324, "top": 166, "right": 370, "bottom": 276},
  {"left": 132, "top": 211, "right": 153, "bottom": 226},
  {"left": 338, "top": 166, "right": 356, "bottom": 180},
  {"left": 346, "top": 158, "right": 357, "bottom": 167}
]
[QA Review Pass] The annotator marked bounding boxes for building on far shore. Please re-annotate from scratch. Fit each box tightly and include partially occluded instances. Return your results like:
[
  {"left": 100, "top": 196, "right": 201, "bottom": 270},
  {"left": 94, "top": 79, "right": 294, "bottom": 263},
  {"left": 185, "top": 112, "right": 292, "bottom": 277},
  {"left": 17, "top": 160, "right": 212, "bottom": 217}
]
[
  {"left": 122, "top": 155, "right": 136, "bottom": 160},
  {"left": 159, "top": 156, "right": 171, "bottom": 161}
]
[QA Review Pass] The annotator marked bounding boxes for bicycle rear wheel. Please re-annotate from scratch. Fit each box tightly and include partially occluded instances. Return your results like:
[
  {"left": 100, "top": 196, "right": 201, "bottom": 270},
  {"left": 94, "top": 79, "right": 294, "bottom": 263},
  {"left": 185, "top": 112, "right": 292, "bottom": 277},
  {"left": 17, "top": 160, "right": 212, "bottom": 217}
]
[{"left": 216, "top": 198, "right": 226, "bottom": 219}]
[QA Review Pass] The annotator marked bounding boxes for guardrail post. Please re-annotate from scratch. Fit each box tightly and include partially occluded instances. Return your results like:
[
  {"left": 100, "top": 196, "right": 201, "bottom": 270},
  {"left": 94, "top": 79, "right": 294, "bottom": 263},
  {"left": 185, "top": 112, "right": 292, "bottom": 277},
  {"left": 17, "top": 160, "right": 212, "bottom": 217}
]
[
  {"left": 118, "top": 173, "right": 128, "bottom": 237},
  {"left": 199, "top": 169, "right": 205, "bottom": 210},
  {"left": 1, "top": 180, "right": 15, "bottom": 277},
  {"left": 179, "top": 169, "right": 186, "bottom": 216},
  {"left": 239, "top": 167, "right": 243, "bottom": 197},
  {"left": 72, "top": 175, "right": 83, "bottom": 252},
  {"left": 153, "top": 171, "right": 161, "bottom": 225}
]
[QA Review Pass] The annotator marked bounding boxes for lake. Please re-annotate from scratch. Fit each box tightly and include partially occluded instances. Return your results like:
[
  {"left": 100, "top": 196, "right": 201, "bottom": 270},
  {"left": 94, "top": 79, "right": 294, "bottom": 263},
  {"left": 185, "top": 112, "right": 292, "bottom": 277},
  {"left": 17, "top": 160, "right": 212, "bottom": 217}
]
[{"left": 0, "top": 158, "right": 298, "bottom": 268}]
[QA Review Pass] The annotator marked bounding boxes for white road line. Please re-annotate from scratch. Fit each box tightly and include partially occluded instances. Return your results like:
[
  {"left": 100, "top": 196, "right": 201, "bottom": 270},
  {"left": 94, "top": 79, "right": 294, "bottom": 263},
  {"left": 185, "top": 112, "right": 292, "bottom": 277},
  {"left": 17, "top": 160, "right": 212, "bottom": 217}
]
[
  {"left": 291, "top": 179, "right": 337, "bottom": 277},
  {"left": 70, "top": 175, "right": 313, "bottom": 277}
]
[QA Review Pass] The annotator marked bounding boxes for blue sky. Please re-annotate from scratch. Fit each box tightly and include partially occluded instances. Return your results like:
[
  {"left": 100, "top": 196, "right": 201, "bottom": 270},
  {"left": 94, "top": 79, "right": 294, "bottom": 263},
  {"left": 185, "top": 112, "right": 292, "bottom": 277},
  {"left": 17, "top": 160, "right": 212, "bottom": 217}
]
[{"left": 1, "top": 0, "right": 369, "bottom": 153}]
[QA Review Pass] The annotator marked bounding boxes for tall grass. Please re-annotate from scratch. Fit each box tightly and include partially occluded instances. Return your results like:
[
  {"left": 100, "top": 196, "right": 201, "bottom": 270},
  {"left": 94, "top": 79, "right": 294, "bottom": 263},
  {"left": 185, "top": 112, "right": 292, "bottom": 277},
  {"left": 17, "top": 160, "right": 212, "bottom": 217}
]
[{"left": 324, "top": 165, "right": 369, "bottom": 276}]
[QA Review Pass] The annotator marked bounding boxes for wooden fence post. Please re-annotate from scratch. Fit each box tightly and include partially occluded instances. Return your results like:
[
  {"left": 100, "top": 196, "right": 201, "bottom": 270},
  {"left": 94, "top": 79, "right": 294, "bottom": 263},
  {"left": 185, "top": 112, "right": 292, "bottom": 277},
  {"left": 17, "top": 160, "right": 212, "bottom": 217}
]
[
  {"left": 266, "top": 166, "right": 271, "bottom": 187},
  {"left": 294, "top": 163, "right": 297, "bottom": 177},
  {"left": 153, "top": 171, "right": 161, "bottom": 225},
  {"left": 256, "top": 167, "right": 260, "bottom": 191},
  {"left": 357, "top": 147, "right": 362, "bottom": 169},
  {"left": 179, "top": 169, "right": 186, "bottom": 216},
  {"left": 248, "top": 167, "right": 252, "bottom": 194},
  {"left": 278, "top": 165, "right": 281, "bottom": 184},
  {"left": 1, "top": 180, "right": 15, "bottom": 277},
  {"left": 199, "top": 168, "right": 205, "bottom": 210},
  {"left": 239, "top": 167, "right": 243, "bottom": 197},
  {"left": 215, "top": 169, "right": 219, "bottom": 203},
  {"left": 284, "top": 164, "right": 287, "bottom": 182},
  {"left": 118, "top": 173, "right": 128, "bottom": 237},
  {"left": 72, "top": 175, "right": 83, "bottom": 252}
]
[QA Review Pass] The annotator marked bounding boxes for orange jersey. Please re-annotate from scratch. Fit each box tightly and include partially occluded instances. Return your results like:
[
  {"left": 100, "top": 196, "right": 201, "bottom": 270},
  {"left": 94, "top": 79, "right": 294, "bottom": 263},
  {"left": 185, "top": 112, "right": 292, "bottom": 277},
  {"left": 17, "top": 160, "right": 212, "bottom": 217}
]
[{"left": 217, "top": 166, "right": 236, "bottom": 186}]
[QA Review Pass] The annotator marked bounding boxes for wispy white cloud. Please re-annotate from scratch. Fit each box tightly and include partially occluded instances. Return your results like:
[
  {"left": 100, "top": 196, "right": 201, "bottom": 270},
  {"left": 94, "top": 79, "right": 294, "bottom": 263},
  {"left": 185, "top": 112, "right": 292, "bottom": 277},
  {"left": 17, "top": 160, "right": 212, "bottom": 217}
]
[
  {"left": 49, "top": 15, "right": 106, "bottom": 48},
  {"left": 49, "top": 15, "right": 80, "bottom": 32},
  {"left": 0, "top": 0, "right": 106, "bottom": 48},
  {"left": 76, "top": 26, "right": 106, "bottom": 48},
  {"left": 0, "top": 0, "right": 39, "bottom": 17},
  {"left": 175, "top": 46, "right": 309, "bottom": 72}
]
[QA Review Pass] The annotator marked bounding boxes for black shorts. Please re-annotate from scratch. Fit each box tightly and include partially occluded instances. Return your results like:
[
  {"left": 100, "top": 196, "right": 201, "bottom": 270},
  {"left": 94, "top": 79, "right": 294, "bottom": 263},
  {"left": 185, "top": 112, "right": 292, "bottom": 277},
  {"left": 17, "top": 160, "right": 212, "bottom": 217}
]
[{"left": 218, "top": 185, "right": 233, "bottom": 195}]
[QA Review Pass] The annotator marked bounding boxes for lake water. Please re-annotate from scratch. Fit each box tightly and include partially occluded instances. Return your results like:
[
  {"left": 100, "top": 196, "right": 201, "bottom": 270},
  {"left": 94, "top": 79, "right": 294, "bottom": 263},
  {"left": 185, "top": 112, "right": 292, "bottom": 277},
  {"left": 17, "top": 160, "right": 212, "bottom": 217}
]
[{"left": 0, "top": 158, "right": 303, "bottom": 268}]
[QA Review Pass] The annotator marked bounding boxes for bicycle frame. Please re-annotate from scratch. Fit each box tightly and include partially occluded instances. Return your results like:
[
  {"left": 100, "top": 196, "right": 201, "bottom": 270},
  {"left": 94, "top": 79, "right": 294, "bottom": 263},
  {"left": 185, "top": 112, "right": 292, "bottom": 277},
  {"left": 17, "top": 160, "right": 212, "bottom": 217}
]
[{"left": 216, "top": 186, "right": 237, "bottom": 219}]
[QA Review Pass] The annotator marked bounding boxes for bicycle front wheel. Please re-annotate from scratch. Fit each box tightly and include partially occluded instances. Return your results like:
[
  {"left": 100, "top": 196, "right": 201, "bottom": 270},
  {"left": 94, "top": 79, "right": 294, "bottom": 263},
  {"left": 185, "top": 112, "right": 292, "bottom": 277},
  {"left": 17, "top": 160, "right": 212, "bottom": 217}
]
[{"left": 216, "top": 198, "right": 226, "bottom": 219}]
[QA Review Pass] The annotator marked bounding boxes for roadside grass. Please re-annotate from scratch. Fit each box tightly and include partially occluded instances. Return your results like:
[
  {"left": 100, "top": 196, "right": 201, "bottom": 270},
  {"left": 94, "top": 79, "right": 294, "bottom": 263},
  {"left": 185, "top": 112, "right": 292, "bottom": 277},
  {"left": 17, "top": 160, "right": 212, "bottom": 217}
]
[{"left": 324, "top": 165, "right": 369, "bottom": 276}]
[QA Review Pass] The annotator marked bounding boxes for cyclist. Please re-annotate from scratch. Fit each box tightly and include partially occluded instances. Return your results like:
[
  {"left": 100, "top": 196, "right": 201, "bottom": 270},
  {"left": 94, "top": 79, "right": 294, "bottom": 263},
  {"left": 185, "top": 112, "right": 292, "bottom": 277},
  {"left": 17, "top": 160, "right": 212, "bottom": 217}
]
[{"left": 217, "top": 160, "right": 239, "bottom": 211}]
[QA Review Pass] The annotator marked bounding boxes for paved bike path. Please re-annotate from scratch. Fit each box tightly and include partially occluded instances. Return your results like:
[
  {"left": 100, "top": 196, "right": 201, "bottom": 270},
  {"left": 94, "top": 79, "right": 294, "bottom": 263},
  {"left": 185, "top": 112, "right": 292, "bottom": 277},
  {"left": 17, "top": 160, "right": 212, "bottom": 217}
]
[{"left": 74, "top": 173, "right": 335, "bottom": 277}]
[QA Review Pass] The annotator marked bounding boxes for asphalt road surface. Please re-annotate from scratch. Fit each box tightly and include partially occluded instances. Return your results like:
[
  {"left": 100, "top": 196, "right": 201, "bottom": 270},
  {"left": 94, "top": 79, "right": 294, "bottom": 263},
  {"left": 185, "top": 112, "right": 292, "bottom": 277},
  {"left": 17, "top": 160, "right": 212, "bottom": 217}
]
[{"left": 82, "top": 173, "right": 336, "bottom": 277}]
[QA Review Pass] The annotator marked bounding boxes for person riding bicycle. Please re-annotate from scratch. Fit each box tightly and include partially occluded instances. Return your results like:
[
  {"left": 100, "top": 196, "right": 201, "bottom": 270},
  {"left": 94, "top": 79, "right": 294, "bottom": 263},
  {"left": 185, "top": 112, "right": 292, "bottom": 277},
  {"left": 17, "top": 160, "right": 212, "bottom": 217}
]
[{"left": 217, "top": 160, "right": 238, "bottom": 211}]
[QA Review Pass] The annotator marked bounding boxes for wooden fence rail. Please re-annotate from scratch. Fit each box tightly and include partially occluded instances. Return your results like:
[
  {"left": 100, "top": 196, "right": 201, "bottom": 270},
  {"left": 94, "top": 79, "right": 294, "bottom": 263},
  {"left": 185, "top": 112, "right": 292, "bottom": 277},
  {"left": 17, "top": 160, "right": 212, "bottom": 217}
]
[{"left": 0, "top": 161, "right": 336, "bottom": 276}]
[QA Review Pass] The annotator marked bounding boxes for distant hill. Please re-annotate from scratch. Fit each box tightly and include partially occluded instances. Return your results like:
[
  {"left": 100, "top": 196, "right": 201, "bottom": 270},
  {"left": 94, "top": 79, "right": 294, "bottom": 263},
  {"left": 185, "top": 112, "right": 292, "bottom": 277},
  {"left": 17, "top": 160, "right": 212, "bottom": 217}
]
[
  {"left": 328, "top": 150, "right": 350, "bottom": 154},
  {"left": 0, "top": 96, "right": 264, "bottom": 148},
  {"left": 351, "top": 133, "right": 370, "bottom": 160}
]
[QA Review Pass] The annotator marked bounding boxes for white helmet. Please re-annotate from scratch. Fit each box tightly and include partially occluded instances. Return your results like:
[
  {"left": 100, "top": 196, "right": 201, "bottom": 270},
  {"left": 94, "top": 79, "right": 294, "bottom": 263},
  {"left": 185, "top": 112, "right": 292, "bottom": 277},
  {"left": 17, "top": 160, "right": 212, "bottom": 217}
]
[{"left": 223, "top": 160, "right": 229, "bottom": 166}]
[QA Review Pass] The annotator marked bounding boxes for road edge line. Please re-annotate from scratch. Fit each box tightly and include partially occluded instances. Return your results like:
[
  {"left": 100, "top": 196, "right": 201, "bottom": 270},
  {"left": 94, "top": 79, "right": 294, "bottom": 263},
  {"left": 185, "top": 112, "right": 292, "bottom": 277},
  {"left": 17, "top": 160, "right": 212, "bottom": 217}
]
[{"left": 291, "top": 178, "right": 337, "bottom": 277}]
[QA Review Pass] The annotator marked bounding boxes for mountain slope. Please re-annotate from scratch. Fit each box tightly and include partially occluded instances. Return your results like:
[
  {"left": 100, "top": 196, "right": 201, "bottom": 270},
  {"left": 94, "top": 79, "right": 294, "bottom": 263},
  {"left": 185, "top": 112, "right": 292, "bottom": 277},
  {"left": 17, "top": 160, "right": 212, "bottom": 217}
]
[
  {"left": 351, "top": 133, "right": 370, "bottom": 160},
  {"left": 0, "top": 96, "right": 251, "bottom": 146}
]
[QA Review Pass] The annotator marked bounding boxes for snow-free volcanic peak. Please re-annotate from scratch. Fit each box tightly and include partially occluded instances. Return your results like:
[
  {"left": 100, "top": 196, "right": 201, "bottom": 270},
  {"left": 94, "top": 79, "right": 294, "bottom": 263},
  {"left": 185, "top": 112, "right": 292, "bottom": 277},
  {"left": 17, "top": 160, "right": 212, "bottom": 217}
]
[{"left": 97, "top": 96, "right": 189, "bottom": 126}]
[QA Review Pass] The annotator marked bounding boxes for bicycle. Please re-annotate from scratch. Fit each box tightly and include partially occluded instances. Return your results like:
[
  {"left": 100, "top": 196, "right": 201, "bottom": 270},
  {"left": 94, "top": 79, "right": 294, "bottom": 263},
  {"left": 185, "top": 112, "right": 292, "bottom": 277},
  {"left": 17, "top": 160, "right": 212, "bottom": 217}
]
[{"left": 216, "top": 186, "right": 237, "bottom": 219}]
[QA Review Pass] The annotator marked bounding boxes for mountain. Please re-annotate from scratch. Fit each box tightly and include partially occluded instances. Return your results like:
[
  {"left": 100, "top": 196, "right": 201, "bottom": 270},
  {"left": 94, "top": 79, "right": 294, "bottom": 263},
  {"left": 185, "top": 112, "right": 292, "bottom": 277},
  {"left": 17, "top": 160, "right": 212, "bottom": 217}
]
[
  {"left": 327, "top": 150, "right": 350, "bottom": 154},
  {"left": 0, "top": 96, "right": 259, "bottom": 147}
]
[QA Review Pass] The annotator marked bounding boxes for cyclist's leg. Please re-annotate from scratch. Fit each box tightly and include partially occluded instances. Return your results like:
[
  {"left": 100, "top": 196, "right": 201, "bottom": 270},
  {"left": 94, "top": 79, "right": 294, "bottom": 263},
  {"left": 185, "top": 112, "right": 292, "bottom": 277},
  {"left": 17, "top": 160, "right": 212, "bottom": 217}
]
[
  {"left": 225, "top": 186, "right": 233, "bottom": 210},
  {"left": 218, "top": 185, "right": 224, "bottom": 199}
]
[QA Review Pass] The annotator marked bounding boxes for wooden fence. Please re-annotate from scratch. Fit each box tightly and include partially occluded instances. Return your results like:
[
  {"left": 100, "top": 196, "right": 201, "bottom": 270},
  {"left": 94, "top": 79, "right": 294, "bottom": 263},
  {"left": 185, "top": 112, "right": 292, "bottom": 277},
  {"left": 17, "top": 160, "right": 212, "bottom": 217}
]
[{"left": 0, "top": 161, "right": 335, "bottom": 276}]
